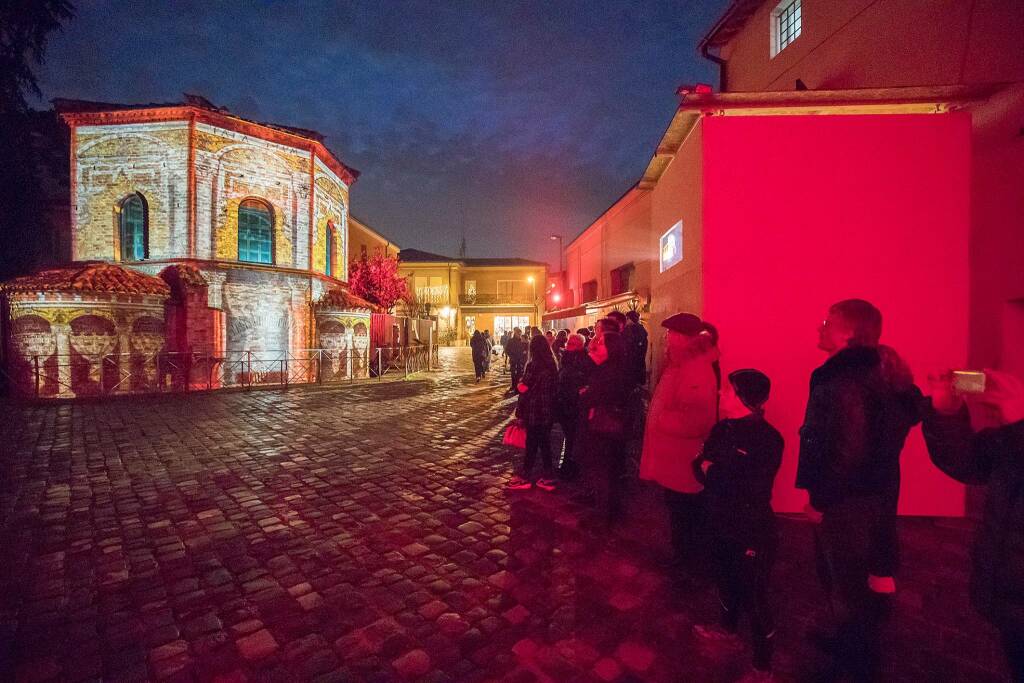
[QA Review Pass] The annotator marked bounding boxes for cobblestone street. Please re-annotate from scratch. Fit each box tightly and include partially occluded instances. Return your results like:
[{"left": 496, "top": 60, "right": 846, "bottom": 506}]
[{"left": 0, "top": 349, "right": 1010, "bottom": 682}]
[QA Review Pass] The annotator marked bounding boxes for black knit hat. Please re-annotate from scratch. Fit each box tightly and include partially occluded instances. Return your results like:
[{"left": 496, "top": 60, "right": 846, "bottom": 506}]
[
  {"left": 728, "top": 369, "right": 771, "bottom": 410},
  {"left": 661, "top": 312, "right": 703, "bottom": 336}
]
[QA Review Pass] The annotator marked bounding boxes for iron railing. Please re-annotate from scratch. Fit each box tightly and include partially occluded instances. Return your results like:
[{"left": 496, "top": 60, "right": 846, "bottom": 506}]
[
  {"left": 459, "top": 293, "right": 535, "bottom": 305},
  {"left": 4, "top": 345, "right": 437, "bottom": 399}
]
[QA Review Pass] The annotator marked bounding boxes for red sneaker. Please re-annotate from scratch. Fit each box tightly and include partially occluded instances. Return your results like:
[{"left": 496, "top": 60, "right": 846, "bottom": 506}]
[{"left": 506, "top": 476, "right": 533, "bottom": 491}]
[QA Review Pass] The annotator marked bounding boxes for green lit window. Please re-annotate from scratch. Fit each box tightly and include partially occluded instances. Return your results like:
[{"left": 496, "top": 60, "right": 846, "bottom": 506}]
[
  {"left": 326, "top": 224, "right": 334, "bottom": 276},
  {"left": 238, "top": 199, "right": 273, "bottom": 264},
  {"left": 119, "top": 194, "right": 147, "bottom": 261}
]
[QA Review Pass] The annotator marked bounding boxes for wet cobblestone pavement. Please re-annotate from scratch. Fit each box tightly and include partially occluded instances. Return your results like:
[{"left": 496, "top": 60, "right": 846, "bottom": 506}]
[{"left": 0, "top": 349, "right": 1011, "bottom": 681}]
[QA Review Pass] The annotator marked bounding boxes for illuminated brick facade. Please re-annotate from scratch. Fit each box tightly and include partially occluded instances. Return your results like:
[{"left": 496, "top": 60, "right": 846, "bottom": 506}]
[{"left": 2, "top": 98, "right": 376, "bottom": 397}]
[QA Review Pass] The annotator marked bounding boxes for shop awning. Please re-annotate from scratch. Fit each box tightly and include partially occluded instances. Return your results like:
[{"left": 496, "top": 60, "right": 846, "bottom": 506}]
[
  {"left": 542, "top": 305, "right": 586, "bottom": 323},
  {"left": 542, "top": 291, "right": 642, "bottom": 323}
]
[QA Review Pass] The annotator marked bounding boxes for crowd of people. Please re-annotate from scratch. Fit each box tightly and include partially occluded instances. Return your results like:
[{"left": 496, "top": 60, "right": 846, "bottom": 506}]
[{"left": 485, "top": 300, "right": 1024, "bottom": 683}]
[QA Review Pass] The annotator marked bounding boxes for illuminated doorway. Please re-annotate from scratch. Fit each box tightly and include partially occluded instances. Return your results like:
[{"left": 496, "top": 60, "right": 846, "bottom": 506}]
[{"left": 494, "top": 315, "right": 530, "bottom": 339}]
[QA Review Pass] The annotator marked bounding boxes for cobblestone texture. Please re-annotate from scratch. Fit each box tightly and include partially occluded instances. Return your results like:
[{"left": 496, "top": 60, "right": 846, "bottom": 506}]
[{"left": 0, "top": 349, "right": 1011, "bottom": 681}]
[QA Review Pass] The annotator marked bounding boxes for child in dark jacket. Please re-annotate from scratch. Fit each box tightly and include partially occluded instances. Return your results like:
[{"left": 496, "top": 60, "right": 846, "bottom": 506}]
[{"left": 692, "top": 369, "right": 784, "bottom": 682}]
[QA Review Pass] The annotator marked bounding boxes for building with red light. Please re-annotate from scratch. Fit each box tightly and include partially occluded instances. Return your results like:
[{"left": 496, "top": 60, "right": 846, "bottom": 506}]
[{"left": 547, "top": 0, "right": 1024, "bottom": 515}]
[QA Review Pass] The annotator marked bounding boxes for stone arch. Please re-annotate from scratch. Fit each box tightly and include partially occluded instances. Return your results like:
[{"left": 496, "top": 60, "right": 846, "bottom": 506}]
[{"left": 69, "top": 314, "right": 117, "bottom": 396}]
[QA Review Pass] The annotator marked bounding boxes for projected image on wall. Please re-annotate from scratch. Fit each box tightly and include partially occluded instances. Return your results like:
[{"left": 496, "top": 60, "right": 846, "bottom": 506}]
[{"left": 660, "top": 221, "right": 683, "bottom": 272}]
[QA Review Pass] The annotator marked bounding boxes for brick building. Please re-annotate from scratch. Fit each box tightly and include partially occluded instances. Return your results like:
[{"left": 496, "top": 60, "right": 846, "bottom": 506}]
[{"left": 1, "top": 96, "right": 378, "bottom": 397}]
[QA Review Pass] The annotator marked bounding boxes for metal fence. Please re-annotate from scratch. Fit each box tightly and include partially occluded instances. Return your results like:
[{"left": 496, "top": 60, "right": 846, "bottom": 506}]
[{"left": 3, "top": 344, "right": 437, "bottom": 399}]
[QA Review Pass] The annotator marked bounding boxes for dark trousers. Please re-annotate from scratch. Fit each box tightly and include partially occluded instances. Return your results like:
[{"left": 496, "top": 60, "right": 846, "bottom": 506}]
[
  {"left": 509, "top": 361, "right": 525, "bottom": 391},
  {"left": 817, "top": 495, "right": 893, "bottom": 680},
  {"left": 1002, "top": 627, "right": 1024, "bottom": 682},
  {"left": 867, "top": 475, "right": 900, "bottom": 578},
  {"left": 582, "top": 435, "right": 628, "bottom": 524},
  {"left": 473, "top": 358, "right": 486, "bottom": 378},
  {"left": 523, "top": 423, "right": 553, "bottom": 480},
  {"left": 712, "top": 532, "right": 777, "bottom": 671},
  {"left": 557, "top": 412, "right": 578, "bottom": 468},
  {"left": 665, "top": 490, "right": 708, "bottom": 573}
]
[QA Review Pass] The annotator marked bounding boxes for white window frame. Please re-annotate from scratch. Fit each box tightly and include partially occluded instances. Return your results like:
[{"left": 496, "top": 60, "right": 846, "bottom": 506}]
[{"left": 770, "top": 0, "right": 802, "bottom": 59}]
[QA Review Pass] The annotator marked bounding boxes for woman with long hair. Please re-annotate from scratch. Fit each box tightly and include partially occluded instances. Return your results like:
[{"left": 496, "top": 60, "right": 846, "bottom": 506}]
[
  {"left": 508, "top": 334, "right": 560, "bottom": 491},
  {"left": 579, "top": 330, "right": 633, "bottom": 524}
]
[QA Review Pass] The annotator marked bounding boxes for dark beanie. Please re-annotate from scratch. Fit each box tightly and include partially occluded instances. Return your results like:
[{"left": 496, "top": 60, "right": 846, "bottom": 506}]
[{"left": 728, "top": 369, "right": 771, "bottom": 410}]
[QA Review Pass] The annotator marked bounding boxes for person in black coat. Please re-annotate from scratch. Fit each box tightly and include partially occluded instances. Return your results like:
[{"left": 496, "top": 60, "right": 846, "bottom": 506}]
[
  {"left": 508, "top": 335, "right": 559, "bottom": 491},
  {"left": 622, "top": 311, "right": 649, "bottom": 387},
  {"left": 504, "top": 327, "right": 527, "bottom": 396},
  {"left": 692, "top": 369, "right": 784, "bottom": 679},
  {"left": 578, "top": 330, "right": 632, "bottom": 525},
  {"left": 470, "top": 331, "right": 488, "bottom": 382},
  {"left": 923, "top": 368, "right": 1024, "bottom": 681},
  {"left": 482, "top": 330, "right": 493, "bottom": 373},
  {"left": 796, "top": 300, "right": 924, "bottom": 679},
  {"left": 556, "top": 334, "right": 592, "bottom": 479}
]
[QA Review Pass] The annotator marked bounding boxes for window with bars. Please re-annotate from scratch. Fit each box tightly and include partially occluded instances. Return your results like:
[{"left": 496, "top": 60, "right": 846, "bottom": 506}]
[
  {"left": 119, "top": 194, "right": 148, "bottom": 261},
  {"left": 238, "top": 199, "right": 273, "bottom": 264},
  {"left": 771, "top": 0, "right": 801, "bottom": 58}
]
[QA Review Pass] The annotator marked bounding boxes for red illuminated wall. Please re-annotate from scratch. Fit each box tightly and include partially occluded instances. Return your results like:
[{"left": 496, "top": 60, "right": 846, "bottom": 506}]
[{"left": 701, "top": 112, "right": 971, "bottom": 515}]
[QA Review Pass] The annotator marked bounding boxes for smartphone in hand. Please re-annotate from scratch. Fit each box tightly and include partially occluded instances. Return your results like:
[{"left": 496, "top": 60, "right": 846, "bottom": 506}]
[{"left": 952, "top": 370, "right": 986, "bottom": 394}]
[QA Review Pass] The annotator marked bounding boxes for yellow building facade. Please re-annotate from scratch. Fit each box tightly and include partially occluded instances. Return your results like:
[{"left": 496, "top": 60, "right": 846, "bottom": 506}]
[
  {"left": 348, "top": 215, "right": 400, "bottom": 261},
  {"left": 397, "top": 249, "right": 546, "bottom": 344}
]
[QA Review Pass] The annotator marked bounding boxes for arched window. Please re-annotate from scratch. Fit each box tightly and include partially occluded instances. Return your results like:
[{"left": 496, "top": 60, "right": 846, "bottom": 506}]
[
  {"left": 119, "top": 194, "right": 148, "bottom": 261},
  {"left": 238, "top": 199, "right": 273, "bottom": 264},
  {"left": 325, "top": 223, "right": 335, "bottom": 277}
]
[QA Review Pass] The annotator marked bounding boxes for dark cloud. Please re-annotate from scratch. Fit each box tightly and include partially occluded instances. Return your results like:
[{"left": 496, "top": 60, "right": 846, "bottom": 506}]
[{"left": 36, "top": 0, "right": 728, "bottom": 266}]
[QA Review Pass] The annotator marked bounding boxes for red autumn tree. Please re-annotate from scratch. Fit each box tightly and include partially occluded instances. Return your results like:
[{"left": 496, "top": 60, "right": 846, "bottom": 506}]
[{"left": 347, "top": 252, "right": 408, "bottom": 312}]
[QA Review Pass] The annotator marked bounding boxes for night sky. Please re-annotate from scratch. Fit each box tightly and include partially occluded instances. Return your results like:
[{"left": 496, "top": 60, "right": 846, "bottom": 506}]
[{"left": 35, "top": 0, "right": 728, "bottom": 268}]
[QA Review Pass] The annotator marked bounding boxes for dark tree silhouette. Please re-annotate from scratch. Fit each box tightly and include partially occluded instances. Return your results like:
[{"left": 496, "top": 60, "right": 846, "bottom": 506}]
[{"left": 0, "top": 1, "right": 75, "bottom": 279}]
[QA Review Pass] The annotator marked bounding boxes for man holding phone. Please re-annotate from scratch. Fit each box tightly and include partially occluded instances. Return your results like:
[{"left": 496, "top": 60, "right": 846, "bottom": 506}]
[{"left": 923, "top": 369, "right": 1024, "bottom": 680}]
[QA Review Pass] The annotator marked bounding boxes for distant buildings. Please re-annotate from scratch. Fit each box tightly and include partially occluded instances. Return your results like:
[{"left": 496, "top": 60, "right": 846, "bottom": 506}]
[{"left": 397, "top": 249, "right": 547, "bottom": 344}]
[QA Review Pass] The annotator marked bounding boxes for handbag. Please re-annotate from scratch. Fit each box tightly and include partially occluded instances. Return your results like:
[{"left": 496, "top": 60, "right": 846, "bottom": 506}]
[
  {"left": 588, "top": 405, "right": 629, "bottom": 438},
  {"left": 503, "top": 418, "right": 527, "bottom": 449}
]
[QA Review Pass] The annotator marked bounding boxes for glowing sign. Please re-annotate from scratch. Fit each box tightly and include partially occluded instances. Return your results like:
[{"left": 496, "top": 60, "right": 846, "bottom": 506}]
[{"left": 660, "top": 221, "right": 683, "bottom": 272}]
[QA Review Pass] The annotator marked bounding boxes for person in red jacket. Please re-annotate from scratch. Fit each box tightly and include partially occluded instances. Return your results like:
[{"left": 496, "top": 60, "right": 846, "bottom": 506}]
[{"left": 639, "top": 312, "right": 720, "bottom": 573}]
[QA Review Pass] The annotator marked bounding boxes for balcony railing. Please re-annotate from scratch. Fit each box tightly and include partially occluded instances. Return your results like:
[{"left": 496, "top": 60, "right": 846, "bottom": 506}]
[
  {"left": 414, "top": 286, "right": 450, "bottom": 303},
  {"left": 459, "top": 293, "right": 535, "bottom": 305}
]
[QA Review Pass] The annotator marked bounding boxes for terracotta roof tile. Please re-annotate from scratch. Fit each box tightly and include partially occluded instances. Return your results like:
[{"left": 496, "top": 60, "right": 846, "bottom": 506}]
[
  {"left": 318, "top": 287, "right": 378, "bottom": 312},
  {"left": 159, "top": 263, "right": 208, "bottom": 288},
  {"left": 2, "top": 262, "right": 171, "bottom": 297}
]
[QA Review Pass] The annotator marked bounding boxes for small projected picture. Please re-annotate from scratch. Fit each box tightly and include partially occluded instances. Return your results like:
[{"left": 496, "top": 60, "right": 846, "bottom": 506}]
[{"left": 660, "top": 221, "right": 683, "bottom": 273}]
